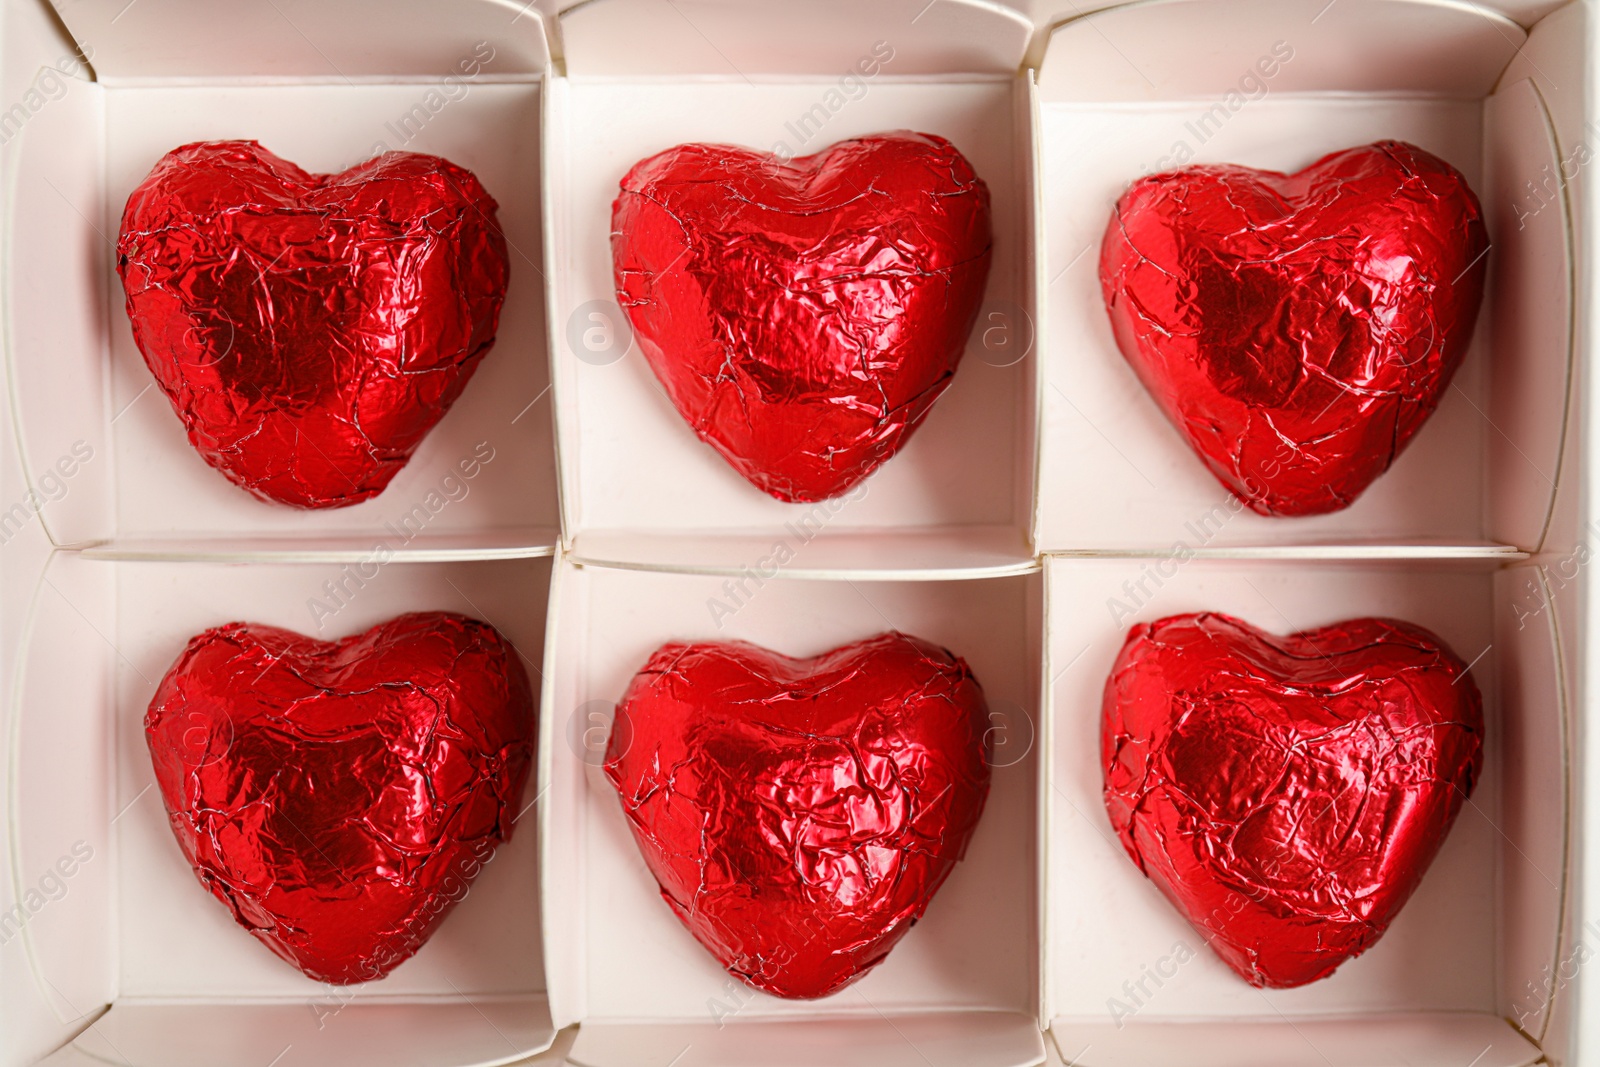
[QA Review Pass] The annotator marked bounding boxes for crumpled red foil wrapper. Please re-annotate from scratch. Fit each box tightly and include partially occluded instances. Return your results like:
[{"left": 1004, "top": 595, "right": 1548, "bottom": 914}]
[
  {"left": 605, "top": 633, "right": 992, "bottom": 998},
  {"left": 1099, "top": 140, "right": 1488, "bottom": 517},
  {"left": 117, "top": 140, "right": 509, "bottom": 509},
  {"left": 145, "top": 612, "right": 534, "bottom": 984},
  {"left": 612, "top": 131, "right": 992, "bottom": 503},
  {"left": 1101, "top": 612, "right": 1483, "bottom": 988}
]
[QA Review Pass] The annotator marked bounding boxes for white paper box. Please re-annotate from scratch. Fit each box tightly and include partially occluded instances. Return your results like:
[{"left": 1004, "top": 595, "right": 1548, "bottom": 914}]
[
  {"left": 540, "top": 558, "right": 1046, "bottom": 1067},
  {"left": 2, "top": 0, "right": 1594, "bottom": 1064},
  {"left": 545, "top": 0, "right": 1040, "bottom": 576}
]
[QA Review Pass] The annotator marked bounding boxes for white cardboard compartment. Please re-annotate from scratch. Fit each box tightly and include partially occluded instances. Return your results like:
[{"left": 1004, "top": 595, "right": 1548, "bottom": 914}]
[
  {"left": 1032, "top": 0, "right": 1579, "bottom": 556},
  {"left": 546, "top": 0, "right": 1039, "bottom": 576},
  {"left": 7, "top": 552, "right": 556, "bottom": 1067},
  {"left": 1041, "top": 554, "right": 1565, "bottom": 1067},
  {"left": 3, "top": 0, "right": 560, "bottom": 559},
  {"left": 540, "top": 558, "right": 1046, "bottom": 1067},
  {"left": 0, "top": 0, "right": 1592, "bottom": 1064}
]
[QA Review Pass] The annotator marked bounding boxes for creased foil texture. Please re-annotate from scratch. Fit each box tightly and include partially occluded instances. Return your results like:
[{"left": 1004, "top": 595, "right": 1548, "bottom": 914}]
[
  {"left": 611, "top": 131, "right": 992, "bottom": 503},
  {"left": 605, "top": 632, "right": 992, "bottom": 998},
  {"left": 118, "top": 140, "right": 509, "bottom": 509},
  {"left": 1099, "top": 140, "right": 1488, "bottom": 517},
  {"left": 1101, "top": 612, "right": 1483, "bottom": 988},
  {"left": 145, "top": 611, "right": 535, "bottom": 984}
]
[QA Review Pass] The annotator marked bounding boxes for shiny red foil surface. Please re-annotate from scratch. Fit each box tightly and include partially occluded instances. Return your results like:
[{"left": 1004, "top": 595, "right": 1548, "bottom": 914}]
[
  {"left": 1101, "top": 612, "right": 1483, "bottom": 988},
  {"left": 605, "top": 633, "right": 992, "bottom": 998},
  {"left": 145, "top": 612, "right": 535, "bottom": 984},
  {"left": 612, "top": 132, "right": 992, "bottom": 503},
  {"left": 1099, "top": 141, "right": 1488, "bottom": 517},
  {"left": 117, "top": 141, "right": 509, "bottom": 509}
]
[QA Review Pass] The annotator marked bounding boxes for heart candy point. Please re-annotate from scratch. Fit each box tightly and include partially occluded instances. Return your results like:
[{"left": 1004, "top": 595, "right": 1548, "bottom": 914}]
[
  {"left": 1101, "top": 612, "right": 1484, "bottom": 988},
  {"left": 118, "top": 140, "right": 510, "bottom": 509},
  {"left": 1099, "top": 140, "right": 1488, "bottom": 517},
  {"left": 145, "top": 611, "right": 535, "bottom": 983},
  {"left": 611, "top": 131, "right": 993, "bottom": 503},
  {"left": 605, "top": 632, "right": 992, "bottom": 998}
]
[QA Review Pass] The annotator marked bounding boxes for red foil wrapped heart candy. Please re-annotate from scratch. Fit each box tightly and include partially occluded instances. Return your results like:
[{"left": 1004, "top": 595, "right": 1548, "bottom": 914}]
[
  {"left": 118, "top": 141, "right": 509, "bottom": 509},
  {"left": 1101, "top": 612, "right": 1483, "bottom": 988},
  {"left": 605, "top": 633, "right": 992, "bottom": 998},
  {"left": 1099, "top": 141, "right": 1488, "bottom": 517},
  {"left": 145, "top": 612, "right": 534, "bottom": 983},
  {"left": 612, "top": 132, "right": 992, "bottom": 503}
]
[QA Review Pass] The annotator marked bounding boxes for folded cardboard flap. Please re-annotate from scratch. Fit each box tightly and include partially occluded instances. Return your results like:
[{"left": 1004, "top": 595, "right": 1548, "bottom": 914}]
[
  {"left": 45, "top": 0, "right": 550, "bottom": 81},
  {"left": 3, "top": 79, "right": 109, "bottom": 547},
  {"left": 11, "top": 553, "right": 115, "bottom": 1025},
  {"left": 63, "top": 998, "right": 557, "bottom": 1067},
  {"left": 1484, "top": 77, "right": 1574, "bottom": 551},
  {"left": 569, "top": 1013, "right": 1046, "bottom": 1067},
  {"left": 566, "top": 527, "right": 1038, "bottom": 579},
  {"left": 1048, "top": 1012, "right": 1540, "bottom": 1067},
  {"left": 1034, "top": 0, "right": 1525, "bottom": 100},
  {"left": 1020, "top": 0, "right": 1580, "bottom": 65},
  {"left": 1543, "top": 551, "right": 1588, "bottom": 1065},
  {"left": 558, "top": 0, "right": 1031, "bottom": 77},
  {"left": 75, "top": 531, "right": 562, "bottom": 562},
  {"left": 1494, "top": 563, "right": 1570, "bottom": 1042},
  {"left": 1489, "top": 1, "right": 1590, "bottom": 558}
]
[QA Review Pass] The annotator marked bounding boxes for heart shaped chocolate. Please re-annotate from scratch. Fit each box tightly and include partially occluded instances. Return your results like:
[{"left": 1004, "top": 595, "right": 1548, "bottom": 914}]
[
  {"left": 611, "top": 132, "right": 992, "bottom": 503},
  {"left": 605, "top": 632, "right": 991, "bottom": 998},
  {"left": 1101, "top": 612, "right": 1483, "bottom": 987},
  {"left": 118, "top": 140, "right": 509, "bottom": 509},
  {"left": 1099, "top": 140, "right": 1488, "bottom": 517},
  {"left": 145, "top": 612, "right": 534, "bottom": 983}
]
